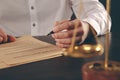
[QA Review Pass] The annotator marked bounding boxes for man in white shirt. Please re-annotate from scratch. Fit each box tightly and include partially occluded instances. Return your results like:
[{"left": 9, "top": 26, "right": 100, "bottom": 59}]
[{"left": 0, "top": 0, "right": 111, "bottom": 48}]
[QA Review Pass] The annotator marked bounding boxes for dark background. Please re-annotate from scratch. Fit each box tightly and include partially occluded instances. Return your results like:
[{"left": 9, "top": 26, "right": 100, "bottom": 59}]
[{"left": 99, "top": 0, "right": 120, "bottom": 34}]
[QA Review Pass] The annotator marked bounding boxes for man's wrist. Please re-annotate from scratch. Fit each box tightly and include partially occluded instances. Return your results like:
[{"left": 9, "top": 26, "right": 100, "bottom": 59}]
[
  {"left": 83, "top": 22, "right": 98, "bottom": 44},
  {"left": 80, "top": 21, "right": 90, "bottom": 44}
]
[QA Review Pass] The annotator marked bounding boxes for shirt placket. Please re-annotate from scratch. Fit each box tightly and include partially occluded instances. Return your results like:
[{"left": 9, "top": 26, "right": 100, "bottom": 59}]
[{"left": 28, "top": 0, "right": 38, "bottom": 36}]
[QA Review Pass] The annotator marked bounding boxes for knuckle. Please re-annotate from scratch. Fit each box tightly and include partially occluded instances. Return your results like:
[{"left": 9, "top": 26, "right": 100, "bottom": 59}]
[{"left": 62, "top": 22, "right": 70, "bottom": 29}]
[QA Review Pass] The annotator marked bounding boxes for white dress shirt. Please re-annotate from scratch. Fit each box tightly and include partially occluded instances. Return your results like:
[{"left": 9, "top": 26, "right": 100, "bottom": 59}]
[{"left": 0, "top": 0, "right": 111, "bottom": 37}]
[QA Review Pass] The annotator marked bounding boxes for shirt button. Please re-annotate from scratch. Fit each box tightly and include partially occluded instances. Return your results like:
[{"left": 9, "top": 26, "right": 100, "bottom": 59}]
[
  {"left": 32, "top": 23, "right": 36, "bottom": 27},
  {"left": 31, "top": 6, "right": 34, "bottom": 10}
]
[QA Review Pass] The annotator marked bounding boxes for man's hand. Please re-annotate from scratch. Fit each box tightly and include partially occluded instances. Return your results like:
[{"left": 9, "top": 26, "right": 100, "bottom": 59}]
[
  {"left": 0, "top": 27, "right": 16, "bottom": 44},
  {"left": 52, "top": 19, "right": 90, "bottom": 48}
]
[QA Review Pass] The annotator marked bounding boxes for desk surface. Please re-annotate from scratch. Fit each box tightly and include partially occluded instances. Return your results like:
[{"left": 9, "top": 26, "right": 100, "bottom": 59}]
[{"left": 0, "top": 33, "right": 120, "bottom": 80}]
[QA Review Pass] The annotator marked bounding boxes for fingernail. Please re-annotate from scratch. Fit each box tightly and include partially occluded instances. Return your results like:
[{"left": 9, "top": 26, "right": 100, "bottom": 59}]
[
  {"left": 0, "top": 37, "right": 3, "bottom": 43},
  {"left": 53, "top": 27, "right": 58, "bottom": 32},
  {"left": 51, "top": 34, "right": 55, "bottom": 38},
  {"left": 53, "top": 27, "right": 55, "bottom": 31}
]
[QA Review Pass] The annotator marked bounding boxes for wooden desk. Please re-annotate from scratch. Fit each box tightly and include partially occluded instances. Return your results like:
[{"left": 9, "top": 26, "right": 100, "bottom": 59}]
[{"left": 0, "top": 33, "right": 119, "bottom": 80}]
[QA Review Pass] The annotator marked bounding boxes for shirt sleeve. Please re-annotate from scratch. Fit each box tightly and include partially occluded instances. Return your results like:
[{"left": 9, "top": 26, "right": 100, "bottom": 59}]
[{"left": 70, "top": 0, "right": 111, "bottom": 35}]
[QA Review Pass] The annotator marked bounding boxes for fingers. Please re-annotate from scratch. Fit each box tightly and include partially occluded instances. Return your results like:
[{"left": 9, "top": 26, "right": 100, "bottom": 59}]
[
  {"left": 52, "top": 19, "right": 84, "bottom": 48},
  {"left": 0, "top": 35, "right": 16, "bottom": 44},
  {"left": 55, "top": 38, "right": 72, "bottom": 44},
  {"left": 0, "top": 27, "right": 16, "bottom": 43},
  {"left": 52, "top": 27, "right": 83, "bottom": 39},
  {"left": 55, "top": 20, "right": 69, "bottom": 26},
  {"left": 0, "top": 28, "right": 8, "bottom": 43},
  {"left": 55, "top": 37, "right": 82, "bottom": 48},
  {"left": 52, "top": 30, "right": 73, "bottom": 39},
  {"left": 53, "top": 20, "right": 73, "bottom": 32},
  {"left": 56, "top": 42, "right": 70, "bottom": 48},
  {"left": 55, "top": 37, "right": 81, "bottom": 44},
  {"left": 53, "top": 19, "right": 82, "bottom": 32}
]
